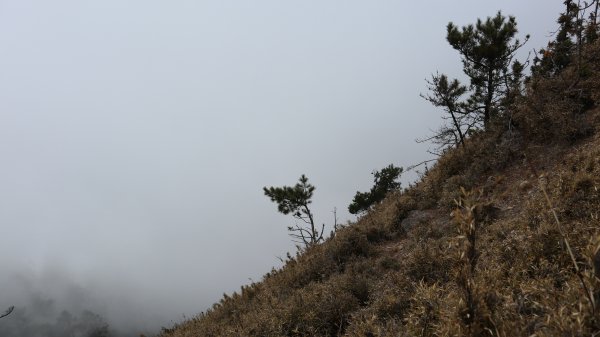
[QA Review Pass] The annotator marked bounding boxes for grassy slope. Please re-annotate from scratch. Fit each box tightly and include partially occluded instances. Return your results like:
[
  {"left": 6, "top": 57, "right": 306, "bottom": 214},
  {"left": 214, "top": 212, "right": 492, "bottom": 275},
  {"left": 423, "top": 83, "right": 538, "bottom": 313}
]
[{"left": 160, "top": 41, "right": 600, "bottom": 337}]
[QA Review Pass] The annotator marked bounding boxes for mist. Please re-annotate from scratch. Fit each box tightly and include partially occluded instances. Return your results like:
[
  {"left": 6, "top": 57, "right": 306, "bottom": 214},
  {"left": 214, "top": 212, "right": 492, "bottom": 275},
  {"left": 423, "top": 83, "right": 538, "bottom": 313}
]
[
  {"left": 0, "top": 1, "right": 565, "bottom": 335},
  {"left": 0, "top": 262, "right": 168, "bottom": 335}
]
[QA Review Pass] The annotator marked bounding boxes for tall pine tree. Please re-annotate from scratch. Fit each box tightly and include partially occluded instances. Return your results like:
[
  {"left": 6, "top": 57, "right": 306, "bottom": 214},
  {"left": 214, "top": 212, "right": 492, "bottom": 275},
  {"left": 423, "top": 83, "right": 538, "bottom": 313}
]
[{"left": 446, "top": 12, "right": 528, "bottom": 128}]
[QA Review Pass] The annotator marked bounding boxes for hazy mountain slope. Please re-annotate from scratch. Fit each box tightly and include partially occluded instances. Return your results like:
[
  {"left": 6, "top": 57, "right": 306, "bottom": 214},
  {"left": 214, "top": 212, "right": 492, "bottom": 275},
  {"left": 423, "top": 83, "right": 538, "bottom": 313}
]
[{"left": 159, "top": 40, "right": 600, "bottom": 337}]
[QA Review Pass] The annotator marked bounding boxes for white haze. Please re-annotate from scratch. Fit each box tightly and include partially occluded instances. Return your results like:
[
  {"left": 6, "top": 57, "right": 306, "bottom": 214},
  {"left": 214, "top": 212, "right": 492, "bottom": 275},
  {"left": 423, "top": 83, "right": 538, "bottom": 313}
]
[{"left": 0, "top": 0, "right": 564, "bottom": 333}]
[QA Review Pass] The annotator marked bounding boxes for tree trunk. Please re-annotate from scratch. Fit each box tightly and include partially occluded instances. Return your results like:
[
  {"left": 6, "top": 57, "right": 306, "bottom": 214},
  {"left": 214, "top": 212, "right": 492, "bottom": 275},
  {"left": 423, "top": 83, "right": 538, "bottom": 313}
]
[
  {"left": 304, "top": 204, "right": 317, "bottom": 244},
  {"left": 484, "top": 68, "right": 495, "bottom": 128},
  {"left": 450, "top": 111, "right": 465, "bottom": 147}
]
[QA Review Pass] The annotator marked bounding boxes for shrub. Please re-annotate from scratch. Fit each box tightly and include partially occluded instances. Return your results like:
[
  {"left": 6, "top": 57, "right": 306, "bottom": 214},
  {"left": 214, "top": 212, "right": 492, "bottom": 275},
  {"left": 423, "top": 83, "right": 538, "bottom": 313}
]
[{"left": 349, "top": 165, "right": 403, "bottom": 215}]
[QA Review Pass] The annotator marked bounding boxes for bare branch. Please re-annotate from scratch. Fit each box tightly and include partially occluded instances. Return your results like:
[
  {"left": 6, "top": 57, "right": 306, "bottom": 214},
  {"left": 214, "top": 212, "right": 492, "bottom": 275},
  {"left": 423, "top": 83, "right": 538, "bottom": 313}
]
[
  {"left": 406, "top": 158, "right": 438, "bottom": 172},
  {"left": 0, "top": 306, "right": 14, "bottom": 319}
]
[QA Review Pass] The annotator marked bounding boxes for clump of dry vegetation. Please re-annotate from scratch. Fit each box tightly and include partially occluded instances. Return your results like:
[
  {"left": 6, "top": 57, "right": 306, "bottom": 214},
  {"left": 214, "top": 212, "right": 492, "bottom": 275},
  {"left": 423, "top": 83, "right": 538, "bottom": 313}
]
[{"left": 160, "top": 4, "right": 600, "bottom": 337}]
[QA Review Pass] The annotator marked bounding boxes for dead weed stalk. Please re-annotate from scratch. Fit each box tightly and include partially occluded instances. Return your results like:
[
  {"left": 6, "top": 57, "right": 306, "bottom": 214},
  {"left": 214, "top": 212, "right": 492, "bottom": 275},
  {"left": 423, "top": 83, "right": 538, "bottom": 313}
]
[{"left": 453, "top": 187, "right": 497, "bottom": 336}]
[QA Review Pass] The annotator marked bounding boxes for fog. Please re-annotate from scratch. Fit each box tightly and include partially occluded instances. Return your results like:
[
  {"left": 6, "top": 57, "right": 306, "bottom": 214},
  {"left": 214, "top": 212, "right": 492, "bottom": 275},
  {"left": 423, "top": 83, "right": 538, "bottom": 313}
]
[{"left": 0, "top": 1, "right": 564, "bottom": 334}]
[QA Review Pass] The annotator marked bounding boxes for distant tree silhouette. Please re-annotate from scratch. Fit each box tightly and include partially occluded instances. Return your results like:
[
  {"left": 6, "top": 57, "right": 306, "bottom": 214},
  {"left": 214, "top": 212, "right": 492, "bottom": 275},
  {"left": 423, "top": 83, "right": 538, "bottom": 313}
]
[
  {"left": 264, "top": 175, "right": 324, "bottom": 247},
  {"left": 0, "top": 307, "right": 116, "bottom": 337}
]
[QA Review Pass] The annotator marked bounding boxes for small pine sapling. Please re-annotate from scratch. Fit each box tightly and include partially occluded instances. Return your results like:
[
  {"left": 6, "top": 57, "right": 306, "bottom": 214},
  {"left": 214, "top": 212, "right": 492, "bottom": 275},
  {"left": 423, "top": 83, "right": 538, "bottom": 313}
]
[{"left": 264, "top": 175, "right": 325, "bottom": 247}]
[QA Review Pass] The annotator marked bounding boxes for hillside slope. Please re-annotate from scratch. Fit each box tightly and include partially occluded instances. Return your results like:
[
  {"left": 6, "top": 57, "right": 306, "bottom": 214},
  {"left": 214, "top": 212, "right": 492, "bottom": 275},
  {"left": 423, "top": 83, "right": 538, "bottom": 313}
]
[{"left": 159, "top": 41, "right": 600, "bottom": 337}]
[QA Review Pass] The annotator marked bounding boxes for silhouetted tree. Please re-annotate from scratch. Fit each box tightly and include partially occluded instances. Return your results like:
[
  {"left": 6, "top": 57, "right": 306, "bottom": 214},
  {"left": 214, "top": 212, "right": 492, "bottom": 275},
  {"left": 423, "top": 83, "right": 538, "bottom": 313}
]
[
  {"left": 0, "top": 307, "right": 115, "bottom": 337},
  {"left": 348, "top": 164, "right": 402, "bottom": 215},
  {"left": 422, "top": 12, "right": 528, "bottom": 153},
  {"left": 587, "top": 0, "right": 600, "bottom": 41},
  {"left": 264, "top": 175, "right": 324, "bottom": 247},
  {"left": 421, "top": 73, "right": 470, "bottom": 149},
  {"left": 533, "top": 1, "right": 579, "bottom": 76},
  {"left": 533, "top": 0, "right": 599, "bottom": 79},
  {"left": 446, "top": 11, "right": 528, "bottom": 127}
]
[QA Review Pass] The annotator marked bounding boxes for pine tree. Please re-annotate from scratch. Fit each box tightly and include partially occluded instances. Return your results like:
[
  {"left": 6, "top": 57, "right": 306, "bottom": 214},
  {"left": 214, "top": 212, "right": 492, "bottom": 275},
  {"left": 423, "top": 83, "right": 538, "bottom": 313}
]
[
  {"left": 264, "top": 175, "right": 324, "bottom": 247},
  {"left": 421, "top": 73, "right": 469, "bottom": 148},
  {"left": 532, "top": 1, "right": 579, "bottom": 76},
  {"left": 446, "top": 11, "right": 528, "bottom": 128},
  {"left": 348, "top": 165, "right": 402, "bottom": 215}
]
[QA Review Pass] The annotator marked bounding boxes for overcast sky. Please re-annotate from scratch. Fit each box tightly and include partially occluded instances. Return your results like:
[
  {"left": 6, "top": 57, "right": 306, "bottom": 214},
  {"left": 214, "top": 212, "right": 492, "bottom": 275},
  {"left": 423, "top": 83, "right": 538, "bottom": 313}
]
[{"left": 0, "top": 0, "right": 565, "bottom": 333}]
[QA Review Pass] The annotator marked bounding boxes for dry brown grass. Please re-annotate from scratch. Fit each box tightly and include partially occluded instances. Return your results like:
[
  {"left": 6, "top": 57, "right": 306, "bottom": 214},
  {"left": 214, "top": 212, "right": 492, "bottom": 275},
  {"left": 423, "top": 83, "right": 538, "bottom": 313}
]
[{"left": 159, "top": 40, "right": 600, "bottom": 337}]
